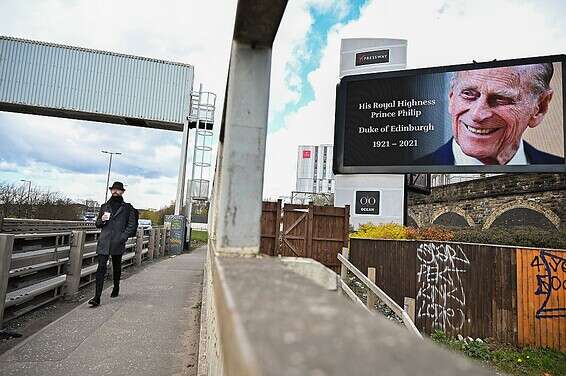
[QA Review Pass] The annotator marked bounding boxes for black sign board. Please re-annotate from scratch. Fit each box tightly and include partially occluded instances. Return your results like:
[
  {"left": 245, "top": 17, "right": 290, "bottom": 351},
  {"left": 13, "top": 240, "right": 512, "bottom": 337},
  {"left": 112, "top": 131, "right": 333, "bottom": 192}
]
[
  {"left": 334, "top": 55, "right": 566, "bottom": 174},
  {"left": 355, "top": 49, "right": 390, "bottom": 66},
  {"left": 355, "top": 191, "right": 380, "bottom": 215}
]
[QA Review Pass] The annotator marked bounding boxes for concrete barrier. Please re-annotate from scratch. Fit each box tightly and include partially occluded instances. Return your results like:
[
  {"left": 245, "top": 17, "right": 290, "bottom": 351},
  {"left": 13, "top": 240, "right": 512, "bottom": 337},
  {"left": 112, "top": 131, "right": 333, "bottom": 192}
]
[{"left": 200, "top": 243, "right": 494, "bottom": 376}]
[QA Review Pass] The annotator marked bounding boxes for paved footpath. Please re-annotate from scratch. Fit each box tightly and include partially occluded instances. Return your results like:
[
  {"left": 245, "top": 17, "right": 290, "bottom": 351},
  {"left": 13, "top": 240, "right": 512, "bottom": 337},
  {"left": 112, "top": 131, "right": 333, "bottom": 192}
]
[{"left": 0, "top": 246, "right": 206, "bottom": 376}]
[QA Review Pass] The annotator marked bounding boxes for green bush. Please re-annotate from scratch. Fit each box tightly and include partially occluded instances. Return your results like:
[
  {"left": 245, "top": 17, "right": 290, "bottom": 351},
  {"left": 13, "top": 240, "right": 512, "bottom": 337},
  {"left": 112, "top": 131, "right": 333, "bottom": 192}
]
[
  {"left": 350, "top": 223, "right": 566, "bottom": 249},
  {"left": 452, "top": 226, "right": 566, "bottom": 249},
  {"left": 406, "top": 226, "right": 454, "bottom": 241}
]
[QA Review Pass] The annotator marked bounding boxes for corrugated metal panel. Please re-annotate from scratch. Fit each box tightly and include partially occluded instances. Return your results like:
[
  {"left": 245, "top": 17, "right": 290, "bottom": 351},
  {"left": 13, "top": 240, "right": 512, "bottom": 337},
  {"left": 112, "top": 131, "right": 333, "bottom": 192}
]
[{"left": 0, "top": 36, "right": 194, "bottom": 131}]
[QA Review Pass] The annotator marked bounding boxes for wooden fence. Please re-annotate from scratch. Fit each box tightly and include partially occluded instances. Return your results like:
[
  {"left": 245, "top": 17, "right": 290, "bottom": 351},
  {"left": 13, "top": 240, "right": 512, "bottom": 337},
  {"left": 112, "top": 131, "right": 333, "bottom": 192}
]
[
  {"left": 349, "top": 238, "right": 566, "bottom": 351},
  {"left": 260, "top": 201, "right": 349, "bottom": 273},
  {"left": 0, "top": 226, "right": 170, "bottom": 325}
]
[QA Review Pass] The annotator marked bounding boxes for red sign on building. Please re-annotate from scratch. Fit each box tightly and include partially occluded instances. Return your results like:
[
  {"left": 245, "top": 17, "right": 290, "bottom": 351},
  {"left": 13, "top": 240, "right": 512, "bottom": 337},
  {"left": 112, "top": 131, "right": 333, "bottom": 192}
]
[{"left": 303, "top": 150, "right": 311, "bottom": 159}]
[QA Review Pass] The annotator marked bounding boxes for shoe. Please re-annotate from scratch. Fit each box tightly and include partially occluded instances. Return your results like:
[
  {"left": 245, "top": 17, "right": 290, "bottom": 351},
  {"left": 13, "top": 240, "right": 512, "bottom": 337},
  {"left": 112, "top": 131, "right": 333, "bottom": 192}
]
[
  {"left": 110, "top": 287, "right": 119, "bottom": 298},
  {"left": 88, "top": 297, "right": 100, "bottom": 307}
]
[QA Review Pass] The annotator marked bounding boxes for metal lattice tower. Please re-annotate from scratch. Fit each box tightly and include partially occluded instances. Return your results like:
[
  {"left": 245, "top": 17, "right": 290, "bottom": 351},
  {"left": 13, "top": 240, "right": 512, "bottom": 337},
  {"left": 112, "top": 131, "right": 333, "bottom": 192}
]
[{"left": 186, "top": 85, "right": 216, "bottom": 217}]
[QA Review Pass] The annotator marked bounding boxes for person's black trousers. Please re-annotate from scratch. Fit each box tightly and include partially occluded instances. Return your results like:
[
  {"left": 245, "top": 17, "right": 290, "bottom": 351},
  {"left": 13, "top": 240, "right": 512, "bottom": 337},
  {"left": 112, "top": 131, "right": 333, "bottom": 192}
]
[{"left": 94, "top": 254, "right": 122, "bottom": 299}]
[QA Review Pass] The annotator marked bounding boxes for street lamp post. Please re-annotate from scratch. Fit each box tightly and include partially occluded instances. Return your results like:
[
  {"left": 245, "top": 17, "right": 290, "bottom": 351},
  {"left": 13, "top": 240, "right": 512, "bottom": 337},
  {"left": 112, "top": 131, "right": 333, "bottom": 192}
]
[
  {"left": 20, "top": 179, "right": 31, "bottom": 218},
  {"left": 101, "top": 151, "right": 122, "bottom": 203}
]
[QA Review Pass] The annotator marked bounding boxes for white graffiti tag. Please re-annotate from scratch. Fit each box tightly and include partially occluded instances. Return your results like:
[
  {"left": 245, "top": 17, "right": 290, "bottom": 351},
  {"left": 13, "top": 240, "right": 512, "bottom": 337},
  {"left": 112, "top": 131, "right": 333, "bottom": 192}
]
[{"left": 416, "top": 243, "right": 470, "bottom": 331}]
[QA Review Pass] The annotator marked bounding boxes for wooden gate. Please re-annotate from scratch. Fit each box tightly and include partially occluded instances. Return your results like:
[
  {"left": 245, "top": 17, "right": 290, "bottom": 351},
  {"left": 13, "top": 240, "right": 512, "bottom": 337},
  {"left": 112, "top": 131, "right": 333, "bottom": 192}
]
[
  {"left": 280, "top": 204, "right": 309, "bottom": 258},
  {"left": 260, "top": 201, "right": 350, "bottom": 273}
]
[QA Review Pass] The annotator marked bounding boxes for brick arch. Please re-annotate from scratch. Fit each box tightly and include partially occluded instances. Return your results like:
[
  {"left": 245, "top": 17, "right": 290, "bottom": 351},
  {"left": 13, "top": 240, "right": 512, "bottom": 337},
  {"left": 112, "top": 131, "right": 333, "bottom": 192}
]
[
  {"left": 431, "top": 207, "right": 475, "bottom": 227},
  {"left": 482, "top": 200, "right": 560, "bottom": 230},
  {"left": 407, "top": 209, "right": 421, "bottom": 228}
]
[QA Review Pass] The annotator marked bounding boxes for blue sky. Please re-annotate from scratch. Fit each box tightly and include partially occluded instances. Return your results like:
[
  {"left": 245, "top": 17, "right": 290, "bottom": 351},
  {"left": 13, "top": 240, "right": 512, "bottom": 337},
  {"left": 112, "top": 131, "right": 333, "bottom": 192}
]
[
  {"left": 1, "top": 0, "right": 566, "bottom": 207},
  {"left": 269, "top": 0, "right": 369, "bottom": 134}
]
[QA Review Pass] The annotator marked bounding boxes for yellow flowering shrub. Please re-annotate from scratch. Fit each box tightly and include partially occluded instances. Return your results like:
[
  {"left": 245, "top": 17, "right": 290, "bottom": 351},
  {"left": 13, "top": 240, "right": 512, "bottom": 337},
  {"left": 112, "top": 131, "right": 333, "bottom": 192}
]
[
  {"left": 350, "top": 224, "right": 455, "bottom": 241},
  {"left": 350, "top": 223, "right": 408, "bottom": 240}
]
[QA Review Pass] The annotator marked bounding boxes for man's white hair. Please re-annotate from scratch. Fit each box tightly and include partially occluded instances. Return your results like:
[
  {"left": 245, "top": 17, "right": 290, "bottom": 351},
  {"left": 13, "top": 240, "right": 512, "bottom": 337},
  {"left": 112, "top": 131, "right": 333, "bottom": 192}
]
[{"left": 451, "top": 63, "right": 554, "bottom": 97}]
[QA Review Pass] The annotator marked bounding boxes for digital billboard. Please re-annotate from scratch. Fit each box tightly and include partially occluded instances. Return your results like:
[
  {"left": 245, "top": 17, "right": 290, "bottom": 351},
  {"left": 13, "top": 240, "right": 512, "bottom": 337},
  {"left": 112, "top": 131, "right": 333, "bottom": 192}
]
[{"left": 334, "top": 55, "right": 566, "bottom": 173}]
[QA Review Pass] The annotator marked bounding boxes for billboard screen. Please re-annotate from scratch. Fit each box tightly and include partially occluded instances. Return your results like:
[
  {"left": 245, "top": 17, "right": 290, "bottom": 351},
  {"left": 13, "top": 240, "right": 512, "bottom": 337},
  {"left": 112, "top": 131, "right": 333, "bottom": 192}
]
[{"left": 334, "top": 55, "right": 566, "bottom": 173}]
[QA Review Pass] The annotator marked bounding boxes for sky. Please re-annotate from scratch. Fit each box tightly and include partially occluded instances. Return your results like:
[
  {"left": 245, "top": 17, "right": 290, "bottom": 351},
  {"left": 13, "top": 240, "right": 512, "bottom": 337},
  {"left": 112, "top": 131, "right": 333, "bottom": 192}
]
[{"left": 1, "top": 0, "right": 566, "bottom": 209}]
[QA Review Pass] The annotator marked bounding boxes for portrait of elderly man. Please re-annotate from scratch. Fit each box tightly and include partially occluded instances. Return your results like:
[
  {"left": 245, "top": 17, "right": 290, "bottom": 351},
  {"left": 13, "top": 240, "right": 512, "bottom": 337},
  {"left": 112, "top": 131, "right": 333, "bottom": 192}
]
[{"left": 417, "top": 63, "right": 564, "bottom": 165}]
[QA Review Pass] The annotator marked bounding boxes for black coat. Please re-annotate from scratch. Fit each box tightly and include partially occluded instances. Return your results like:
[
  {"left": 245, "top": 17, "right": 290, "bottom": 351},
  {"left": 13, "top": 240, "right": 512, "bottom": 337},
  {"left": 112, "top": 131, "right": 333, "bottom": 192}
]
[{"left": 95, "top": 201, "right": 137, "bottom": 255}]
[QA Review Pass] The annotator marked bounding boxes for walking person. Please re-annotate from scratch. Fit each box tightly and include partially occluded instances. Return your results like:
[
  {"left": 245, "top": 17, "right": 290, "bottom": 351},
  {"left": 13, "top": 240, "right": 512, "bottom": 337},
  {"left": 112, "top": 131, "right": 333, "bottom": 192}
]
[{"left": 89, "top": 182, "right": 137, "bottom": 307}]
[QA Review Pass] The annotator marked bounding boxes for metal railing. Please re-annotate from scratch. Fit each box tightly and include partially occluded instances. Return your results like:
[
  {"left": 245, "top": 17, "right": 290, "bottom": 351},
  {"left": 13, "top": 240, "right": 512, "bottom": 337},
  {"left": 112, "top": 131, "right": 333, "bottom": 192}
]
[
  {"left": 0, "top": 226, "right": 171, "bottom": 325},
  {"left": 0, "top": 218, "right": 96, "bottom": 233},
  {"left": 337, "top": 248, "right": 422, "bottom": 339}
]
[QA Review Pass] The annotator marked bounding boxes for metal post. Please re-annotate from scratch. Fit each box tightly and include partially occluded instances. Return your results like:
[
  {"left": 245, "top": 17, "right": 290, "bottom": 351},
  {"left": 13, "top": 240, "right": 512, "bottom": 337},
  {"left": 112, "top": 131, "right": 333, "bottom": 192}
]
[
  {"left": 148, "top": 228, "right": 155, "bottom": 260},
  {"left": 135, "top": 227, "right": 143, "bottom": 266},
  {"left": 102, "top": 151, "right": 121, "bottom": 203},
  {"left": 64, "top": 231, "right": 85, "bottom": 301},
  {"left": 106, "top": 154, "right": 112, "bottom": 203},
  {"left": 26, "top": 182, "right": 31, "bottom": 218},
  {"left": 20, "top": 180, "right": 31, "bottom": 218},
  {"left": 0, "top": 234, "right": 14, "bottom": 326},
  {"left": 175, "top": 117, "right": 191, "bottom": 215},
  {"left": 367, "top": 267, "right": 377, "bottom": 311}
]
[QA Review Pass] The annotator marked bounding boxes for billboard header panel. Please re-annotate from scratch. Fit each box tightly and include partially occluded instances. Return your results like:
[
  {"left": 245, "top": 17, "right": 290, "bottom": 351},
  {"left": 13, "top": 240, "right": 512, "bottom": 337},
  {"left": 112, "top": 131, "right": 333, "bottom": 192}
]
[
  {"left": 334, "top": 55, "right": 566, "bottom": 174},
  {"left": 0, "top": 36, "right": 194, "bottom": 131}
]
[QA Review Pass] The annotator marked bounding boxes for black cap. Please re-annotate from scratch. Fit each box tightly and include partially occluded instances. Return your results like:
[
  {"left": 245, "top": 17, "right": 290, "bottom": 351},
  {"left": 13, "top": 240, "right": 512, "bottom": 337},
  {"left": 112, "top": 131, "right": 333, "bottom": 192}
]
[{"left": 109, "top": 181, "right": 125, "bottom": 191}]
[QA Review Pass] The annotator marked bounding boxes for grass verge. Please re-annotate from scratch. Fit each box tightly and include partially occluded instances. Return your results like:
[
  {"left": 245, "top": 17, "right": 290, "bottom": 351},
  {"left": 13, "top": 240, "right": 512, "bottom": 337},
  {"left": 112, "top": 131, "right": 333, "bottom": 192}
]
[
  {"left": 431, "top": 331, "right": 566, "bottom": 376},
  {"left": 190, "top": 230, "right": 208, "bottom": 250}
]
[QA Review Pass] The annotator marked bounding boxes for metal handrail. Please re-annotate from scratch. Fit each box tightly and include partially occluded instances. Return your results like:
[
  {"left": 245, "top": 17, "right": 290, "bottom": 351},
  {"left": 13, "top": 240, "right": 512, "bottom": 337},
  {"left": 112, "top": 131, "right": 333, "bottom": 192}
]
[{"left": 337, "top": 252, "right": 422, "bottom": 339}]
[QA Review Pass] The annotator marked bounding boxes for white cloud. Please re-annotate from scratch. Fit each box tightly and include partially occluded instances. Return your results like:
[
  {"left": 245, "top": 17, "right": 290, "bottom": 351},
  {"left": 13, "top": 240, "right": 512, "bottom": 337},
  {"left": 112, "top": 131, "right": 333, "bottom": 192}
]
[
  {"left": 0, "top": 0, "right": 237, "bottom": 208},
  {"left": 263, "top": 0, "right": 566, "bottom": 198}
]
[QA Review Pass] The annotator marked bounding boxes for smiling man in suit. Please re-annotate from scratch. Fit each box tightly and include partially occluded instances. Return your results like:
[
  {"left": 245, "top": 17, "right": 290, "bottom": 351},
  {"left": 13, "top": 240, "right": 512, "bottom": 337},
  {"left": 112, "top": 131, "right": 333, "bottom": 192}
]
[
  {"left": 89, "top": 182, "right": 137, "bottom": 307},
  {"left": 418, "top": 63, "right": 564, "bottom": 165}
]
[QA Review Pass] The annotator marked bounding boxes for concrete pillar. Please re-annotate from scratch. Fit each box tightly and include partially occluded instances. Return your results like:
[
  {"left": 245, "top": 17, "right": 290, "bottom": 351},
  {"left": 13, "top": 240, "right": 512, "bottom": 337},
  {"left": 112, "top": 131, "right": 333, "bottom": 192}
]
[
  {"left": 63, "top": 231, "right": 85, "bottom": 301},
  {"left": 135, "top": 227, "right": 143, "bottom": 266},
  {"left": 161, "top": 227, "right": 167, "bottom": 256},
  {"left": 0, "top": 234, "right": 14, "bottom": 326},
  {"left": 210, "top": 41, "right": 272, "bottom": 255},
  {"left": 155, "top": 229, "right": 161, "bottom": 259},
  {"left": 148, "top": 228, "right": 155, "bottom": 260}
]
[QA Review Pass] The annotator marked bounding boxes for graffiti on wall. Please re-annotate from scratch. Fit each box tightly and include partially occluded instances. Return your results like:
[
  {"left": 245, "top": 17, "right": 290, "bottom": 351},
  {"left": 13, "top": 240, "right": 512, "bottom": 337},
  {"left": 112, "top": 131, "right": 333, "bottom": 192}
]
[
  {"left": 531, "top": 250, "right": 566, "bottom": 318},
  {"left": 416, "top": 243, "right": 470, "bottom": 331}
]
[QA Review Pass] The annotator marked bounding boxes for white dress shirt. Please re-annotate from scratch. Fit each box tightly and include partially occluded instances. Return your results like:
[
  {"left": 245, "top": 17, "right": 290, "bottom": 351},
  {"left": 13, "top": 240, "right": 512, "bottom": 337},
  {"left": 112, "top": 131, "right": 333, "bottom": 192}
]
[{"left": 452, "top": 139, "right": 528, "bottom": 165}]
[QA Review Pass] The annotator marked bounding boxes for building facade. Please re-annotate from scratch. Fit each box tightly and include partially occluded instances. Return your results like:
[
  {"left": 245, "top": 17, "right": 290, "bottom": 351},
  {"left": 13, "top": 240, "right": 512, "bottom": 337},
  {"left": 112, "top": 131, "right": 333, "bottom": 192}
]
[
  {"left": 408, "top": 173, "right": 566, "bottom": 230},
  {"left": 295, "top": 144, "right": 335, "bottom": 194}
]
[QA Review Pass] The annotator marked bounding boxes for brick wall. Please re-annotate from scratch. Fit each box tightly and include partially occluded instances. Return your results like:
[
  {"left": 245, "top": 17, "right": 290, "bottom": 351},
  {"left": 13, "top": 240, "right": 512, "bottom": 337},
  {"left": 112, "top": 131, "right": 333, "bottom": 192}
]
[{"left": 408, "top": 174, "right": 566, "bottom": 230}]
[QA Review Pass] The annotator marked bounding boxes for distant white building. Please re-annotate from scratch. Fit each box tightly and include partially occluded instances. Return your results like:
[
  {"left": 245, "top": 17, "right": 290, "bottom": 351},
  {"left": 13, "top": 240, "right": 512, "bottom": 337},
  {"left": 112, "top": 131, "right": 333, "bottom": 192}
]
[
  {"left": 295, "top": 144, "right": 335, "bottom": 194},
  {"left": 430, "top": 174, "right": 499, "bottom": 187}
]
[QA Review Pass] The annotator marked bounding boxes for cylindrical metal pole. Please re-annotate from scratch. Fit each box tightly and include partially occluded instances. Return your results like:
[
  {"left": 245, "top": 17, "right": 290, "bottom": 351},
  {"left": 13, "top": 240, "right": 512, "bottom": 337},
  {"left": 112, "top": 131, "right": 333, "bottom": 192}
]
[
  {"left": 104, "top": 154, "right": 113, "bottom": 203},
  {"left": 174, "top": 118, "right": 191, "bottom": 215},
  {"left": 26, "top": 181, "right": 31, "bottom": 218}
]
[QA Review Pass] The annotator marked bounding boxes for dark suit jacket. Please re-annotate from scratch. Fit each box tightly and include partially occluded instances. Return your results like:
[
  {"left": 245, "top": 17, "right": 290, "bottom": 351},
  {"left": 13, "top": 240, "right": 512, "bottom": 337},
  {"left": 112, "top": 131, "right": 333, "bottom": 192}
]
[
  {"left": 95, "top": 201, "right": 137, "bottom": 255},
  {"left": 416, "top": 139, "right": 565, "bottom": 165}
]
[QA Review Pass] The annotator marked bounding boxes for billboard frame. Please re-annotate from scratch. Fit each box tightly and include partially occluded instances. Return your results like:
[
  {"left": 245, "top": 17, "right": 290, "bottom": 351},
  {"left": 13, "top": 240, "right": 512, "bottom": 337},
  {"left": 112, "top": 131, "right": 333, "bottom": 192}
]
[{"left": 333, "top": 54, "right": 566, "bottom": 174}]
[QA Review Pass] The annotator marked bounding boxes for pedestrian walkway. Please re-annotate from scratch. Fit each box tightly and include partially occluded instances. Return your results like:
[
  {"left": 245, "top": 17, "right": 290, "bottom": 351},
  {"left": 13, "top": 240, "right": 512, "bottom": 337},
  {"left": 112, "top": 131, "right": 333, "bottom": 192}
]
[{"left": 0, "top": 246, "right": 206, "bottom": 376}]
